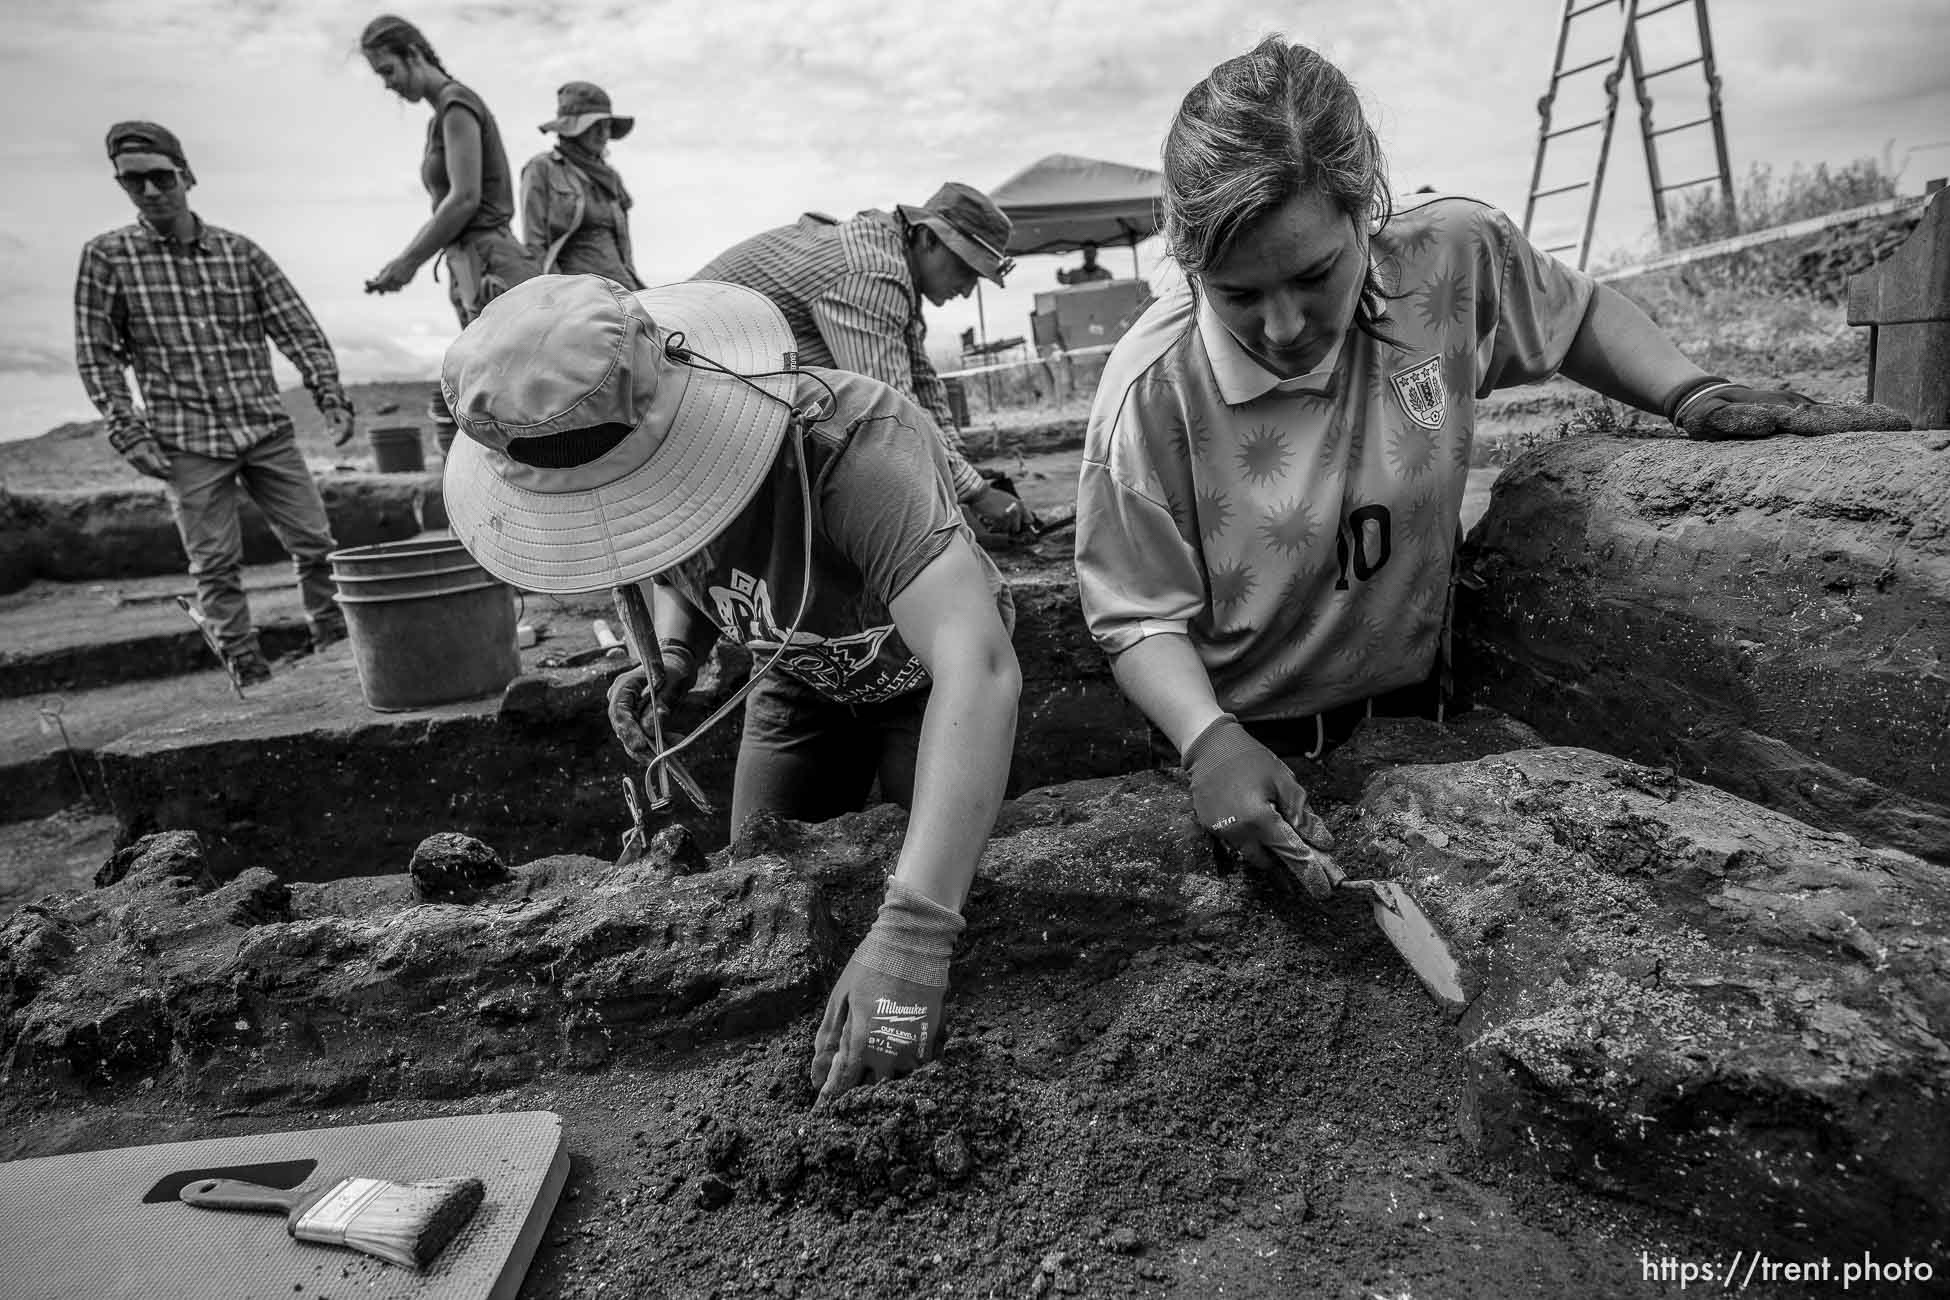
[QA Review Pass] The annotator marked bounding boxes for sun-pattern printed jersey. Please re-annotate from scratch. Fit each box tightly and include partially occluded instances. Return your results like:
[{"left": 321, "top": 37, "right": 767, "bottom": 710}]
[{"left": 1076, "top": 195, "right": 1594, "bottom": 721}]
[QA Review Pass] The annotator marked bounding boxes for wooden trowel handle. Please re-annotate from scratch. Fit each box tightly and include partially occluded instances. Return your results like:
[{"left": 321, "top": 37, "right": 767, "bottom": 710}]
[
  {"left": 611, "top": 585, "right": 663, "bottom": 691},
  {"left": 180, "top": 1177, "right": 307, "bottom": 1215}
]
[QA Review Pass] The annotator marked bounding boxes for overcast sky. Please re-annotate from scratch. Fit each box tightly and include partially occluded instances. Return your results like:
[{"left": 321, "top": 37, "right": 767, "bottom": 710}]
[{"left": 3, "top": 0, "right": 1946, "bottom": 441}]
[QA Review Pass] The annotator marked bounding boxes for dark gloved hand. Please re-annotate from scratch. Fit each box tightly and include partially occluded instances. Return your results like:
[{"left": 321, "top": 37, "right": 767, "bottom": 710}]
[
  {"left": 1182, "top": 714, "right": 1337, "bottom": 900},
  {"left": 119, "top": 435, "right": 173, "bottom": 480},
  {"left": 1668, "top": 377, "right": 1910, "bottom": 440},
  {"left": 968, "top": 484, "right": 1035, "bottom": 536},
  {"left": 605, "top": 641, "right": 699, "bottom": 764},
  {"left": 810, "top": 878, "right": 963, "bottom": 1102},
  {"left": 324, "top": 405, "right": 357, "bottom": 448}
]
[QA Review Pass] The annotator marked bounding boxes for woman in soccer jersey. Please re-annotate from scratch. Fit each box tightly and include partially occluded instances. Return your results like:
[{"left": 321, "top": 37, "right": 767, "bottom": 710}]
[{"left": 1074, "top": 35, "right": 1885, "bottom": 883}]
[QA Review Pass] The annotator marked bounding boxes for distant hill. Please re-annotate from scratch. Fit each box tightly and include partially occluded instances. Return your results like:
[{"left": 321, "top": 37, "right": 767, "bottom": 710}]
[{"left": 0, "top": 380, "right": 448, "bottom": 493}]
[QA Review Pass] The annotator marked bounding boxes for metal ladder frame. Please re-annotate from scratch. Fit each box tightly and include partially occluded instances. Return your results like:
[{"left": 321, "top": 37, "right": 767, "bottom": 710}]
[{"left": 1521, "top": 0, "right": 1736, "bottom": 268}]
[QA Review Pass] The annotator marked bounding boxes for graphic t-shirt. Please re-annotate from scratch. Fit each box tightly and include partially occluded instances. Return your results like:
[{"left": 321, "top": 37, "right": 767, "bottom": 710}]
[
  {"left": 1075, "top": 196, "right": 1595, "bottom": 721},
  {"left": 658, "top": 368, "right": 1012, "bottom": 704}
]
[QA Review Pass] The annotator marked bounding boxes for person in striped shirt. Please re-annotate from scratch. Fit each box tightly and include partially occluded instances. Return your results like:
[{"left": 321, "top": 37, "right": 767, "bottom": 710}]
[
  {"left": 695, "top": 182, "right": 1036, "bottom": 536},
  {"left": 74, "top": 121, "right": 353, "bottom": 685}
]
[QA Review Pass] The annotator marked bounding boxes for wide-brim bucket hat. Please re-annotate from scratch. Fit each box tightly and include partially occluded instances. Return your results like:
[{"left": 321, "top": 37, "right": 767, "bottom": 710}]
[
  {"left": 440, "top": 275, "right": 795, "bottom": 594},
  {"left": 896, "top": 181, "right": 1014, "bottom": 286},
  {"left": 539, "top": 80, "right": 635, "bottom": 139}
]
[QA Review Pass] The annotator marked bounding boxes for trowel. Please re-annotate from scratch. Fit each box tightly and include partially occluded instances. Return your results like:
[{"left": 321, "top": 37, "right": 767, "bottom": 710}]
[
  {"left": 610, "top": 583, "right": 715, "bottom": 866},
  {"left": 1292, "top": 842, "right": 1470, "bottom": 1014}
]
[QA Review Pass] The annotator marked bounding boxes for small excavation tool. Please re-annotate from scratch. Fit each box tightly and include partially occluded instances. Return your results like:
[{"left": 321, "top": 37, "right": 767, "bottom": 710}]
[
  {"left": 1291, "top": 841, "right": 1469, "bottom": 1013},
  {"left": 180, "top": 1173, "right": 485, "bottom": 1270},
  {"left": 610, "top": 583, "right": 715, "bottom": 864}
]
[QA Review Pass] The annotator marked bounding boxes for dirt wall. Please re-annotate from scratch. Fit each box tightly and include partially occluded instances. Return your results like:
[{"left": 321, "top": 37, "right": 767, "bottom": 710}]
[
  {"left": 0, "top": 473, "right": 439, "bottom": 594},
  {"left": 1457, "top": 429, "right": 1950, "bottom": 863}
]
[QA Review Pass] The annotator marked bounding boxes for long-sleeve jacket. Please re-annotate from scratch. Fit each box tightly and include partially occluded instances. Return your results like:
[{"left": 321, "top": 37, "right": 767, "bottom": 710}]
[{"left": 520, "top": 150, "right": 640, "bottom": 287}]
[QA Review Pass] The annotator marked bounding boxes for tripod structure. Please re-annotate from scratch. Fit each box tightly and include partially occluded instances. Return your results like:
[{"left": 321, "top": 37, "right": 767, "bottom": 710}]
[{"left": 1521, "top": 0, "right": 1736, "bottom": 268}]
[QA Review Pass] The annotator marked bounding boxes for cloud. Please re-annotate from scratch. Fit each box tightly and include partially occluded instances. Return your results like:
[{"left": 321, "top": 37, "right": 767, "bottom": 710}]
[
  {"left": 0, "top": 0, "right": 1943, "bottom": 386},
  {"left": 0, "top": 340, "right": 77, "bottom": 377}
]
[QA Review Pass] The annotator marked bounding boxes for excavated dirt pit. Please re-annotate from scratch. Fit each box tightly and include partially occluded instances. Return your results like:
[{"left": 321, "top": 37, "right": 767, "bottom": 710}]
[{"left": 4, "top": 762, "right": 1822, "bottom": 1300}]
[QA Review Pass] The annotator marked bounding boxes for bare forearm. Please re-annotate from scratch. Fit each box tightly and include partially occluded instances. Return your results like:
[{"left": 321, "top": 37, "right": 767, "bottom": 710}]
[
  {"left": 397, "top": 197, "right": 480, "bottom": 267},
  {"left": 893, "top": 651, "right": 1019, "bottom": 912},
  {"left": 1109, "top": 632, "right": 1227, "bottom": 758},
  {"left": 1557, "top": 283, "right": 1711, "bottom": 413},
  {"left": 648, "top": 581, "right": 716, "bottom": 656}
]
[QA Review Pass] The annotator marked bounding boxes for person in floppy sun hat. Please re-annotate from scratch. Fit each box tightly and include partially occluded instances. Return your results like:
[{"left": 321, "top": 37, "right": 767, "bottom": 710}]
[{"left": 441, "top": 273, "right": 1021, "bottom": 1099}]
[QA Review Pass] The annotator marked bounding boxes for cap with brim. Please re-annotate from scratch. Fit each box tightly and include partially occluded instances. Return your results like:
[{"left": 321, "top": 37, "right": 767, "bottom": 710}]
[
  {"left": 896, "top": 181, "right": 1014, "bottom": 286},
  {"left": 440, "top": 275, "right": 795, "bottom": 595}
]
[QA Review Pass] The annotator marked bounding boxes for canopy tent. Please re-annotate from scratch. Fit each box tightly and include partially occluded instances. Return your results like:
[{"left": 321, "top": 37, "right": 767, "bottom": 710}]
[{"left": 989, "top": 153, "right": 1164, "bottom": 256}]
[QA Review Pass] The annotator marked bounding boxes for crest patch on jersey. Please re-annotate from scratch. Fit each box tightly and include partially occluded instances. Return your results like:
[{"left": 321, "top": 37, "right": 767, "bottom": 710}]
[{"left": 1388, "top": 357, "right": 1447, "bottom": 432}]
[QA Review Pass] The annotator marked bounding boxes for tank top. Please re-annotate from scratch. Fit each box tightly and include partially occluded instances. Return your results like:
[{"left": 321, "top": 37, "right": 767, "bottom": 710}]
[{"left": 421, "top": 81, "right": 517, "bottom": 234}]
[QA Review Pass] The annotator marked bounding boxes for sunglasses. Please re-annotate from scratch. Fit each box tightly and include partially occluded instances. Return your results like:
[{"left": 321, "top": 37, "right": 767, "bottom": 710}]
[
  {"left": 117, "top": 169, "right": 182, "bottom": 194},
  {"left": 961, "top": 228, "right": 1015, "bottom": 280}
]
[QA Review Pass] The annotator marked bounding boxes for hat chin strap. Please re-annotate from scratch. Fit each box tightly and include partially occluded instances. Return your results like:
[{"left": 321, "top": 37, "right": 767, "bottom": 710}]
[{"left": 642, "top": 414, "right": 817, "bottom": 784}]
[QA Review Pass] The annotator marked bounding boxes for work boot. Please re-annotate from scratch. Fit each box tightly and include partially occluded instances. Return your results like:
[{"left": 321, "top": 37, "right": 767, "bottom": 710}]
[
  {"left": 227, "top": 649, "right": 273, "bottom": 686},
  {"left": 310, "top": 618, "right": 349, "bottom": 653}
]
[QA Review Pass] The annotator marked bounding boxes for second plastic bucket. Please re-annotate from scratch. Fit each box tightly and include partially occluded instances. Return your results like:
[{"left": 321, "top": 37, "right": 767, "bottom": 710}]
[
  {"left": 328, "top": 537, "right": 521, "bottom": 711},
  {"left": 369, "top": 425, "right": 427, "bottom": 474}
]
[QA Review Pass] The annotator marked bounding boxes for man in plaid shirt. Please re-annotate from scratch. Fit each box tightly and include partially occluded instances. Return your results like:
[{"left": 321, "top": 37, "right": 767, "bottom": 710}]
[
  {"left": 695, "top": 182, "right": 1034, "bottom": 535},
  {"left": 75, "top": 121, "right": 354, "bottom": 684}
]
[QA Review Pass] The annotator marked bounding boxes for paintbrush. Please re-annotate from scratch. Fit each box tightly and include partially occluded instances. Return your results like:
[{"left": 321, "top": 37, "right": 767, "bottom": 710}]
[{"left": 180, "top": 1173, "right": 485, "bottom": 1269}]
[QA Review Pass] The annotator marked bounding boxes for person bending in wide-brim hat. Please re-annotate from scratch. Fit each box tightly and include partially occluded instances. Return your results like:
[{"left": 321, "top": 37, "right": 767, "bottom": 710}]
[{"left": 441, "top": 274, "right": 1021, "bottom": 1099}]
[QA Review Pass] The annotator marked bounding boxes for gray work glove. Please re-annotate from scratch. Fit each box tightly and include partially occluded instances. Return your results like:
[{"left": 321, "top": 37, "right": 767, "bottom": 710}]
[
  {"left": 605, "top": 642, "right": 698, "bottom": 765},
  {"left": 1182, "top": 714, "right": 1338, "bottom": 901},
  {"left": 119, "top": 435, "right": 173, "bottom": 480},
  {"left": 1667, "top": 378, "right": 1910, "bottom": 440},
  {"left": 968, "top": 484, "right": 1035, "bottom": 536},
  {"left": 810, "top": 878, "right": 963, "bottom": 1102}
]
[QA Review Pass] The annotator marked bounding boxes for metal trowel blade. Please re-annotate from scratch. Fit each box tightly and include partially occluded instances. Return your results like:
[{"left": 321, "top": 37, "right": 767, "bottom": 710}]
[{"left": 1369, "top": 882, "right": 1469, "bottom": 1014}]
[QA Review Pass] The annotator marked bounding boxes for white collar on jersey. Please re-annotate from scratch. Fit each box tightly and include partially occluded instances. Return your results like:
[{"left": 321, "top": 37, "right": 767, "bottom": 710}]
[{"left": 1195, "top": 291, "right": 1345, "bottom": 405}]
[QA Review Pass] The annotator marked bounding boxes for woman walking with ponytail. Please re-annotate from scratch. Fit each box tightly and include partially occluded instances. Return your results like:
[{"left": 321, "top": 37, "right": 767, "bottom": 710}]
[{"left": 359, "top": 14, "right": 537, "bottom": 323}]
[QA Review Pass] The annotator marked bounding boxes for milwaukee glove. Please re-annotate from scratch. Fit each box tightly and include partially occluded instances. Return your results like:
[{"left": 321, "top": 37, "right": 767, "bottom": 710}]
[
  {"left": 810, "top": 878, "right": 963, "bottom": 1102},
  {"left": 605, "top": 641, "right": 699, "bottom": 765},
  {"left": 1183, "top": 714, "right": 1338, "bottom": 900},
  {"left": 1667, "top": 378, "right": 1910, "bottom": 440}
]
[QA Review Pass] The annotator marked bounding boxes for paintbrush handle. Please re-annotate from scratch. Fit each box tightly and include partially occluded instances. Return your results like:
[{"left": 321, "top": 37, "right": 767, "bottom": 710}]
[{"left": 180, "top": 1177, "right": 312, "bottom": 1215}]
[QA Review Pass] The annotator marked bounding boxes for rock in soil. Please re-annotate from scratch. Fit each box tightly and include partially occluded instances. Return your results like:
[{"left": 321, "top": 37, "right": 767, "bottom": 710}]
[{"left": 408, "top": 830, "right": 511, "bottom": 900}]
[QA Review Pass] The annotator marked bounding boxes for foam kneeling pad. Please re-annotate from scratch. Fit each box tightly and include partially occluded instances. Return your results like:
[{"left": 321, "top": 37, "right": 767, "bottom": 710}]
[{"left": 1691, "top": 399, "right": 1912, "bottom": 441}]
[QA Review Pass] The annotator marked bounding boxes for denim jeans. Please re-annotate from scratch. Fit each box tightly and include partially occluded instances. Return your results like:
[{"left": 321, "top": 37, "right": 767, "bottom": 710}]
[
  {"left": 731, "top": 668, "right": 929, "bottom": 840},
  {"left": 164, "top": 430, "right": 342, "bottom": 657}
]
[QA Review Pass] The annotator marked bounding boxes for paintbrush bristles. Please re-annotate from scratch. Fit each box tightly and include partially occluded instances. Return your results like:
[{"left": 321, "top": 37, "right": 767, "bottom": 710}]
[{"left": 291, "top": 1175, "right": 486, "bottom": 1269}]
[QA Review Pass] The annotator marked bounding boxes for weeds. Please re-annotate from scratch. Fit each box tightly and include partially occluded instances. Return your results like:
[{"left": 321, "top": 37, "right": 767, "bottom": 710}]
[{"left": 1660, "top": 152, "right": 1902, "bottom": 251}]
